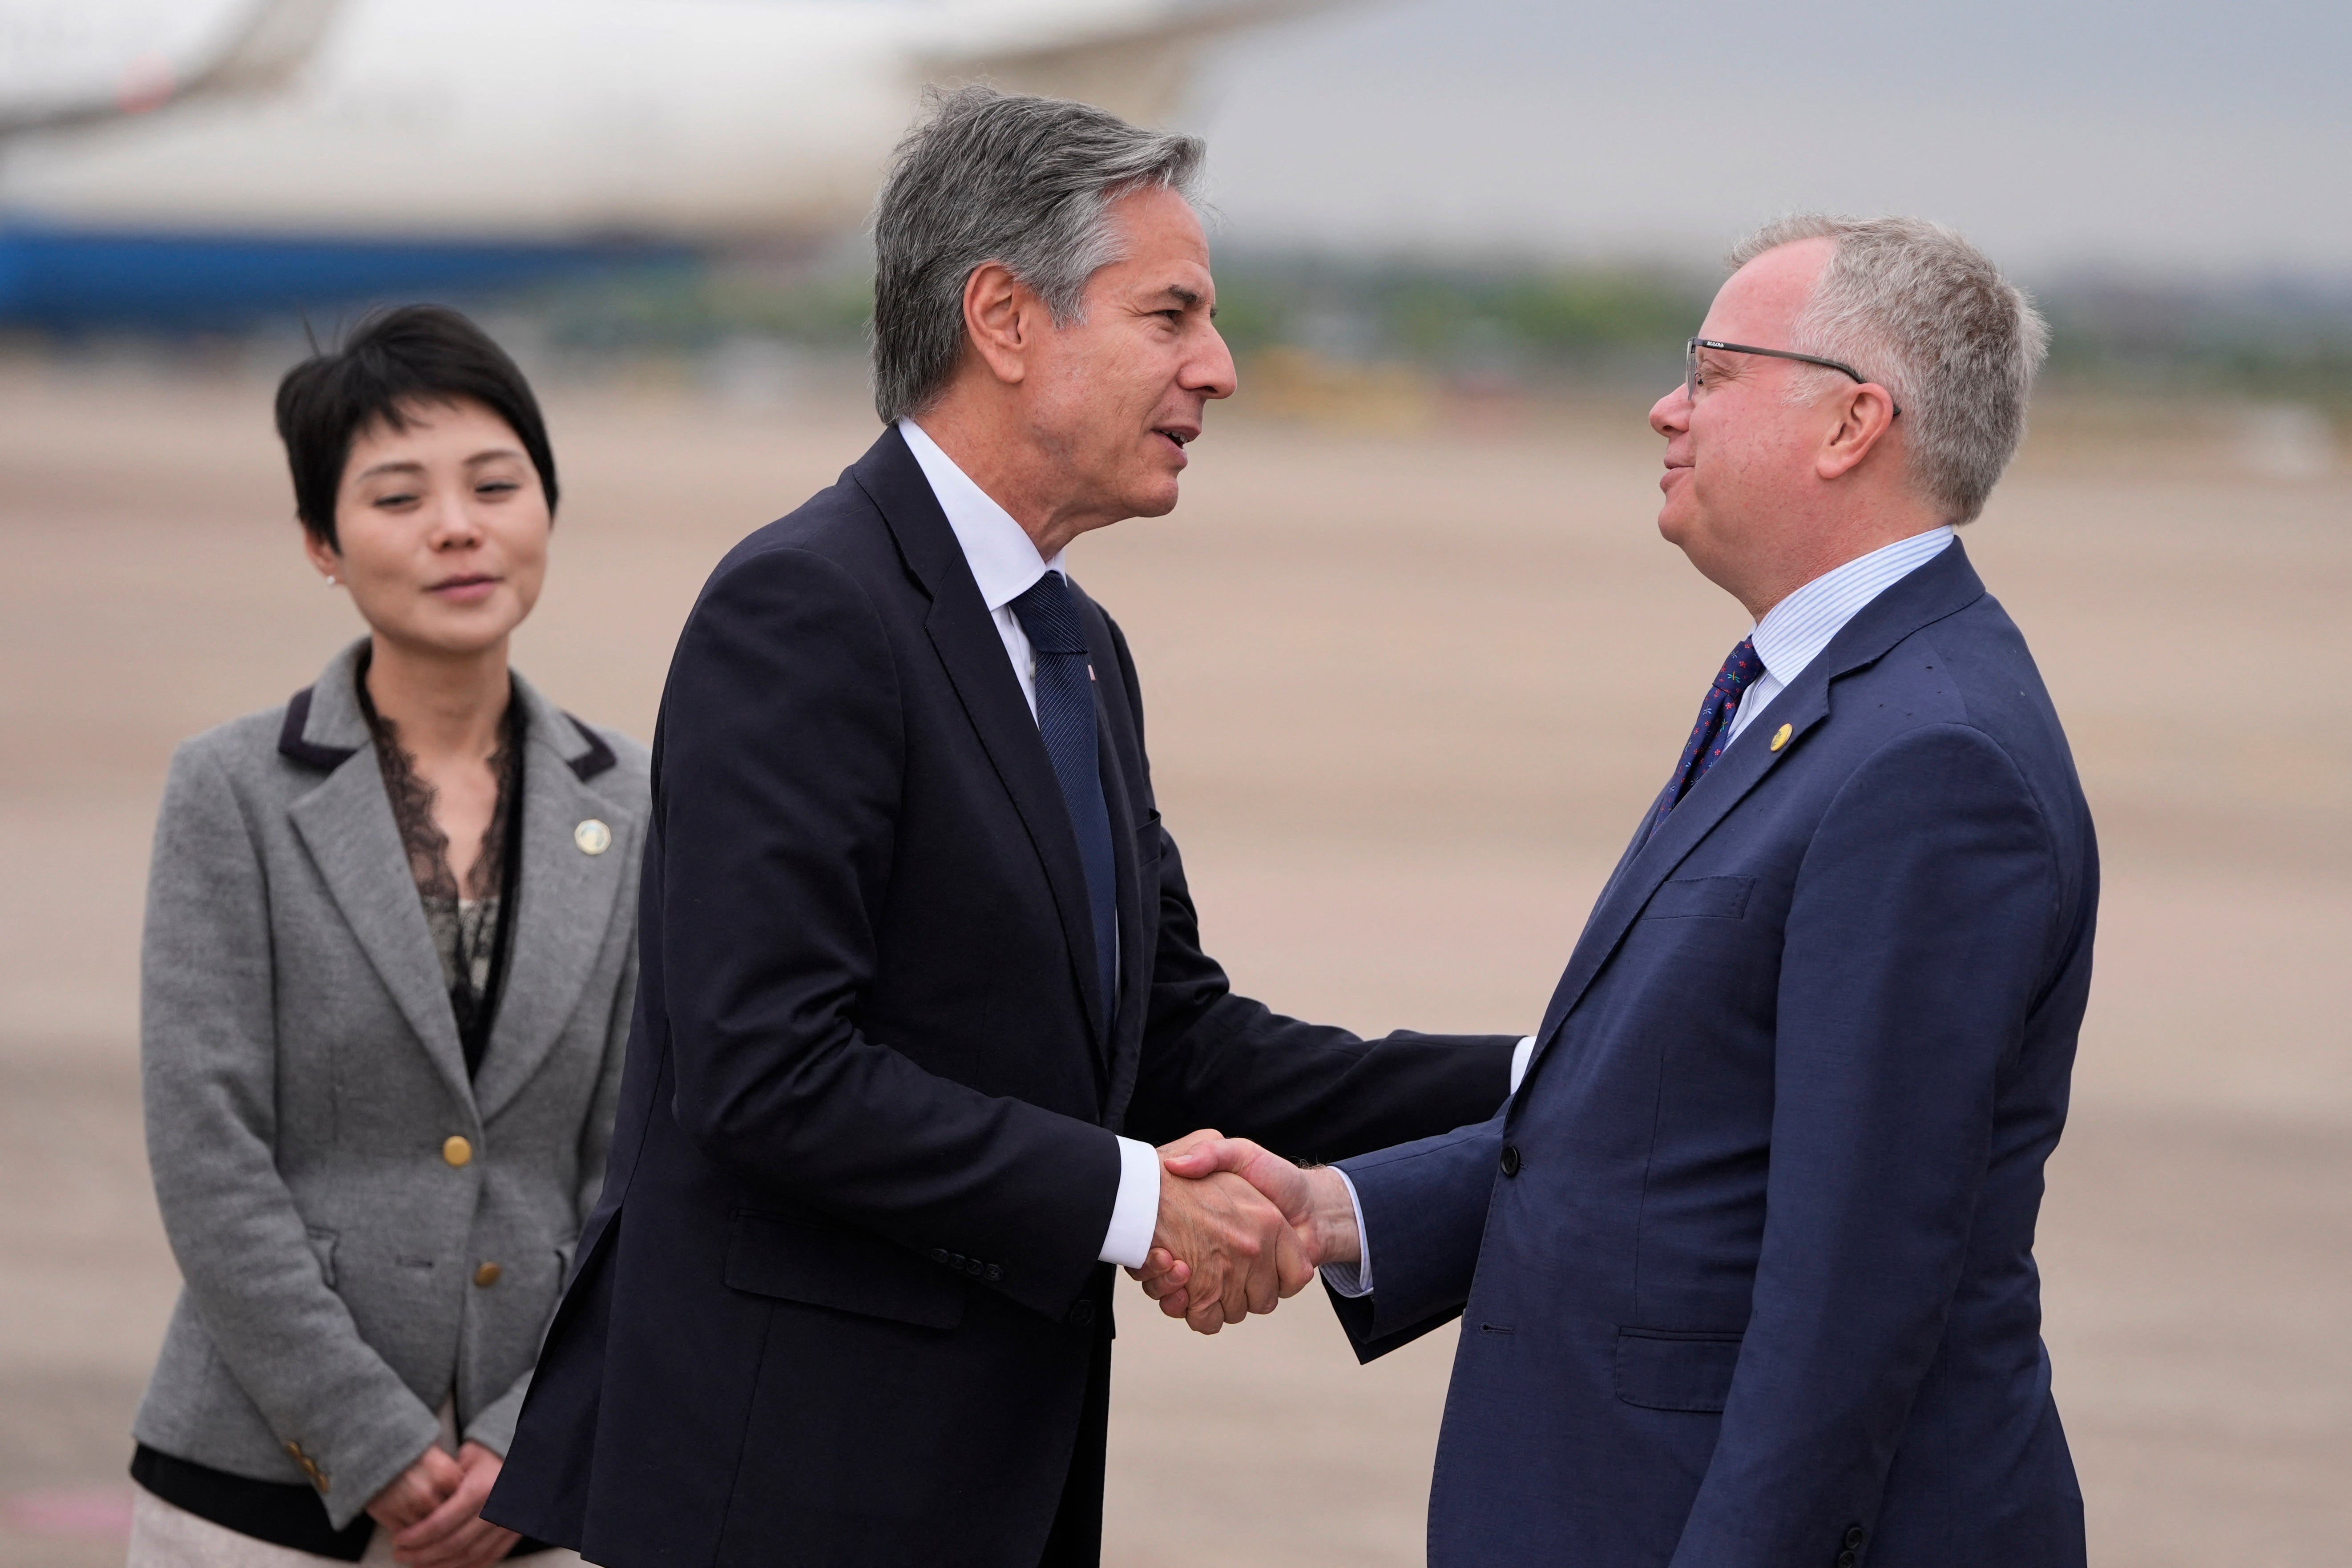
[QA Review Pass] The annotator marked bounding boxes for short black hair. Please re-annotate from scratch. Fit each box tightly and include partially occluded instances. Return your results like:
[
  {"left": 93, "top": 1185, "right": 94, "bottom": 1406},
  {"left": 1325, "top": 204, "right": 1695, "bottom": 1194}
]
[{"left": 274, "top": 304, "right": 557, "bottom": 549}]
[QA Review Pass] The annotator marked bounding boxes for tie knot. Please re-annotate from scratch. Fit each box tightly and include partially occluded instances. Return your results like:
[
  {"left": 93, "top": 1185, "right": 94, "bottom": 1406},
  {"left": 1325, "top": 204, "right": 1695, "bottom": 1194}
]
[
  {"left": 1713, "top": 637, "right": 1762, "bottom": 697},
  {"left": 1009, "top": 571, "right": 1087, "bottom": 654}
]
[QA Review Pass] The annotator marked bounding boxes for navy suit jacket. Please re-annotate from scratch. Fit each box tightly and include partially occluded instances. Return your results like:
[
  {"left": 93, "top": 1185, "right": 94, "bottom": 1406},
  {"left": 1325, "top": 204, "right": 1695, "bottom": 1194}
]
[
  {"left": 1335, "top": 540, "right": 2097, "bottom": 1568},
  {"left": 485, "top": 428, "right": 1517, "bottom": 1568}
]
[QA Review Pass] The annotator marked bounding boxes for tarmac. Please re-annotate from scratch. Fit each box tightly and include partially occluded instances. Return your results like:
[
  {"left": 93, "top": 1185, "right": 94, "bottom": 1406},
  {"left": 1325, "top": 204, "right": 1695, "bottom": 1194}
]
[{"left": 0, "top": 363, "right": 2344, "bottom": 1566}]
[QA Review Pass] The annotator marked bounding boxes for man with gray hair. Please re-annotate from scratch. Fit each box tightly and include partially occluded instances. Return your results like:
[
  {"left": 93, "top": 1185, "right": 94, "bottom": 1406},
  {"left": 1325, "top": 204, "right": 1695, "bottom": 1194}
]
[
  {"left": 483, "top": 86, "right": 1518, "bottom": 1567},
  {"left": 1158, "top": 217, "right": 2098, "bottom": 1566}
]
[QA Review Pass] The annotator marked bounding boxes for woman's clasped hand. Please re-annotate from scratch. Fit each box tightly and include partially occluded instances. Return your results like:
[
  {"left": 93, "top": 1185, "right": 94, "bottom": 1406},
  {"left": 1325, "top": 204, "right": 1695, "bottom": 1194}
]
[{"left": 368, "top": 1443, "right": 519, "bottom": 1568}]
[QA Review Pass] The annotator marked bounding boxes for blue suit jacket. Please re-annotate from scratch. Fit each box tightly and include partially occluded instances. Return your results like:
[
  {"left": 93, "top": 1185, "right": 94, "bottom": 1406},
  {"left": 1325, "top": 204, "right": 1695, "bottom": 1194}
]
[{"left": 1335, "top": 540, "right": 2096, "bottom": 1568}]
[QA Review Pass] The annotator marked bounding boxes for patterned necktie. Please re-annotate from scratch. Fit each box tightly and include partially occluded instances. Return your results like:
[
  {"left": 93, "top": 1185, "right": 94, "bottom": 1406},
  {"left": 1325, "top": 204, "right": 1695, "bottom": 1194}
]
[
  {"left": 1644, "top": 636, "right": 1763, "bottom": 845},
  {"left": 1008, "top": 571, "right": 1118, "bottom": 1032}
]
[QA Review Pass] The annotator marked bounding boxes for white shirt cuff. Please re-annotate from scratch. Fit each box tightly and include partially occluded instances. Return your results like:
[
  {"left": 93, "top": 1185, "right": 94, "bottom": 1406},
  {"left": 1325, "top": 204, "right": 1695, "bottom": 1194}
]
[
  {"left": 1323, "top": 1036, "right": 1530, "bottom": 1300},
  {"left": 1318, "top": 1168, "right": 1376, "bottom": 1298},
  {"left": 1097, "top": 1135, "right": 1161, "bottom": 1269}
]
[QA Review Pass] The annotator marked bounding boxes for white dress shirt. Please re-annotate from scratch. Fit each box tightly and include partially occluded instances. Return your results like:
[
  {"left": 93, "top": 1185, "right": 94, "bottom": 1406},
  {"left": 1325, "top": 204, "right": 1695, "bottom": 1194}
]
[
  {"left": 897, "top": 418, "right": 1164, "bottom": 1270},
  {"left": 1322, "top": 526, "right": 1954, "bottom": 1299}
]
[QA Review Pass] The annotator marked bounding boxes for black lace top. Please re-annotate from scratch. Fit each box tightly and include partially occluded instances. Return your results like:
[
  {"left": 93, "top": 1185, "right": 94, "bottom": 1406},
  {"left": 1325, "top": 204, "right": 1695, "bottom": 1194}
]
[{"left": 358, "top": 680, "right": 526, "bottom": 1077}]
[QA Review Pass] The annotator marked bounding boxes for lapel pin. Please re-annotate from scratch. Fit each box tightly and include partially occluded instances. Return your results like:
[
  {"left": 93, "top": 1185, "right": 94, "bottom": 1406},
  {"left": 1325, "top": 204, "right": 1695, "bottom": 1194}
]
[
  {"left": 574, "top": 819, "right": 613, "bottom": 855},
  {"left": 1770, "top": 723, "right": 1792, "bottom": 753}
]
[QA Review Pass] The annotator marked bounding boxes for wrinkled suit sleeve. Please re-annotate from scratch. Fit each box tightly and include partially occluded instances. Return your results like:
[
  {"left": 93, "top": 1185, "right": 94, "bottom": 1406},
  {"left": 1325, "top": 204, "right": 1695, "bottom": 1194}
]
[
  {"left": 1319, "top": 1113, "right": 1508, "bottom": 1359},
  {"left": 1098, "top": 613, "right": 1520, "bottom": 1162}
]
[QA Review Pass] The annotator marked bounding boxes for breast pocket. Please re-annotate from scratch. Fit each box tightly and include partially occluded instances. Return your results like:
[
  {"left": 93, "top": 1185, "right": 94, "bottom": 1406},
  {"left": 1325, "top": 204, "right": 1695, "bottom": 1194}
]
[
  {"left": 724, "top": 1210, "right": 965, "bottom": 1330},
  {"left": 1614, "top": 1326, "right": 1744, "bottom": 1413},
  {"left": 1640, "top": 875, "right": 1755, "bottom": 921}
]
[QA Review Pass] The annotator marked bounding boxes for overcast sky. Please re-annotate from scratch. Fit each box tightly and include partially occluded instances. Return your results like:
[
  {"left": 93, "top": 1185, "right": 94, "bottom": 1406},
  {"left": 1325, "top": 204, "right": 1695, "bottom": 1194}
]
[{"left": 1180, "top": 0, "right": 2352, "bottom": 275}]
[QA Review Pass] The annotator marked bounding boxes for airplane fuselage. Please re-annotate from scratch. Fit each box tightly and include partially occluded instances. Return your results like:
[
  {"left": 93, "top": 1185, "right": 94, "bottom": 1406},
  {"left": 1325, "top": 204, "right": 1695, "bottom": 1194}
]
[{"left": 0, "top": 0, "right": 1250, "bottom": 324}]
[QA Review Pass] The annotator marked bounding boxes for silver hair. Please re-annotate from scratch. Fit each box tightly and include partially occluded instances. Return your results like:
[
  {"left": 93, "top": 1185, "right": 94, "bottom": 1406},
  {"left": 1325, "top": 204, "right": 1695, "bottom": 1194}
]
[
  {"left": 1727, "top": 214, "right": 2049, "bottom": 524},
  {"left": 868, "top": 85, "right": 1205, "bottom": 426}
]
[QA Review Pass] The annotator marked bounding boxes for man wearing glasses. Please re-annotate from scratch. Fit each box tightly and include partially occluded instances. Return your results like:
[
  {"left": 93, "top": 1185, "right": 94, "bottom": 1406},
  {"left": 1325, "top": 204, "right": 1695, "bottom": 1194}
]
[{"left": 1156, "top": 216, "right": 2096, "bottom": 1568}]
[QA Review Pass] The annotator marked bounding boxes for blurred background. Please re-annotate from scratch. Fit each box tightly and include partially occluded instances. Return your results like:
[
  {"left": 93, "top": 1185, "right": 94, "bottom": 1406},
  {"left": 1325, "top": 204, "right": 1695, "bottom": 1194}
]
[{"left": 1, "top": 1, "right": 2345, "bottom": 1564}]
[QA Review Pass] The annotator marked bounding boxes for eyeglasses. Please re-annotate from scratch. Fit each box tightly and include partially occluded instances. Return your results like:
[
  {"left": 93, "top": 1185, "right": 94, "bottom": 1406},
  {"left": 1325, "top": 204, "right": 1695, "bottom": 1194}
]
[{"left": 1685, "top": 338, "right": 1900, "bottom": 417}]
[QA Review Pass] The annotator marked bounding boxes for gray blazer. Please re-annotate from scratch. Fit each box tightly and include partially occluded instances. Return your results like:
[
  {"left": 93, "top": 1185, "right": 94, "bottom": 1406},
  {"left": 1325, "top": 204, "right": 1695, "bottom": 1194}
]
[{"left": 133, "top": 640, "right": 648, "bottom": 1528}]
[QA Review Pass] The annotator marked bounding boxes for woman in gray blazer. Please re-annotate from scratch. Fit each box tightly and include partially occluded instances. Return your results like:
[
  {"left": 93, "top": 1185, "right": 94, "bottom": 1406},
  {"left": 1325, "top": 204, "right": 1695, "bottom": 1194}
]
[{"left": 127, "top": 307, "right": 647, "bottom": 1568}]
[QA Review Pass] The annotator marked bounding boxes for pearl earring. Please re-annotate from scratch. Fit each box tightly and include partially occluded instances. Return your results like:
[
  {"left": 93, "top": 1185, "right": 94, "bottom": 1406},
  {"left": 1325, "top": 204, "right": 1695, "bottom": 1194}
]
[{"left": 325, "top": 574, "right": 337, "bottom": 587}]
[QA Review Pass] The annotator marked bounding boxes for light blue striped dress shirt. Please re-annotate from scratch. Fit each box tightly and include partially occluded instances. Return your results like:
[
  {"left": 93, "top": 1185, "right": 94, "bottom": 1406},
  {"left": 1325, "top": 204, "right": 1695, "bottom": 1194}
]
[{"left": 1723, "top": 526, "right": 1955, "bottom": 749}]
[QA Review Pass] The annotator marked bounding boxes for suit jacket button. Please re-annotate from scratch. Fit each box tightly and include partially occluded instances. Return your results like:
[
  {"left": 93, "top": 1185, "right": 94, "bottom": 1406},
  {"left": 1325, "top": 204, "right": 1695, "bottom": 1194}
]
[
  {"left": 1845, "top": 1526, "right": 1866, "bottom": 1549},
  {"left": 930, "top": 1249, "right": 951, "bottom": 1266},
  {"left": 1836, "top": 1554, "right": 1855, "bottom": 1568},
  {"left": 1499, "top": 1144, "right": 1522, "bottom": 1177},
  {"left": 442, "top": 1135, "right": 473, "bottom": 1167},
  {"left": 473, "top": 1262, "right": 502, "bottom": 1287},
  {"left": 985, "top": 1265, "right": 1002, "bottom": 1282},
  {"left": 1068, "top": 1300, "right": 1096, "bottom": 1328}
]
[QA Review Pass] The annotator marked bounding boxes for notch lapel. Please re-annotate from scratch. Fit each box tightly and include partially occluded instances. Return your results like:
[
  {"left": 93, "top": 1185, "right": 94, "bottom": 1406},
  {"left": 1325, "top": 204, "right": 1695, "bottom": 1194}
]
[
  {"left": 288, "top": 767, "right": 479, "bottom": 1115},
  {"left": 1528, "top": 540, "right": 1991, "bottom": 1068},
  {"left": 854, "top": 430, "right": 1114, "bottom": 1053},
  {"left": 1527, "top": 686, "right": 1827, "bottom": 1060},
  {"left": 472, "top": 681, "right": 640, "bottom": 1121},
  {"left": 282, "top": 641, "right": 476, "bottom": 1109}
]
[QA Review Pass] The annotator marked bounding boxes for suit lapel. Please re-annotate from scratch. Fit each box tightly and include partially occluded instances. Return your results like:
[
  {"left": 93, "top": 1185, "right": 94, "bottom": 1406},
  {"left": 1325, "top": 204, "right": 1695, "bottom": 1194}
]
[
  {"left": 1529, "top": 539, "right": 1991, "bottom": 1065},
  {"left": 854, "top": 429, "right": 1114, "bottom": 1053},
  {"left": 472, "top": 678, "right": 640, "bottom": 1121},
  {"left": 1528, "top": 685, "right": 1828, "bottom": 1054},
  {"left": 283, "top": 645, "right": 476, "bottom": 1112}
]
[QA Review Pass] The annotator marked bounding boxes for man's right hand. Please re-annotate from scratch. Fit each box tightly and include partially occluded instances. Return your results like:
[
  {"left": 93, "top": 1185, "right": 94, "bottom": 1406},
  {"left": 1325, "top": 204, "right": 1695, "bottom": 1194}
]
[
  {"left": 1135, "top": 1136, "right": 1362, "bottom": 1329},
  {"left": 1147, "top": 1135, "right": 1313, "bottom": 1334}
]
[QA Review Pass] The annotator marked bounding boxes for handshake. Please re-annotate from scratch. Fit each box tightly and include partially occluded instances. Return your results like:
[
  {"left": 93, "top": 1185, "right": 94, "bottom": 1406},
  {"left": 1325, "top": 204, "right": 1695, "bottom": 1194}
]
[{"left": 1127, "top": 1131, "right": 1361, "bottom": 1334}]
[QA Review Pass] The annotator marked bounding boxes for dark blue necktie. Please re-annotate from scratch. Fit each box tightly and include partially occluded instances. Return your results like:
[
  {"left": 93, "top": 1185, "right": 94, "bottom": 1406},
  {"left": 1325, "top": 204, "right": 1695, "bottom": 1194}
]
[
  {"left": 1643, "top": 636, "right": 1763, "bottom": 845},
  {"left": 1009, "top": 571, "right": 1118, "bottom": 1032}
]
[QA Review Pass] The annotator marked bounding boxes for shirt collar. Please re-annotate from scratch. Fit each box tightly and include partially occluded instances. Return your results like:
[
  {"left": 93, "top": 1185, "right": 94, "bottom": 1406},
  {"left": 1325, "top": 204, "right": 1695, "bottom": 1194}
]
[
  {"left": 1749, "top": 526, "right": 1956, "bottom": 689},
  {"left": 897, "top": 416, "right": 1065, "bottom": 611}
]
